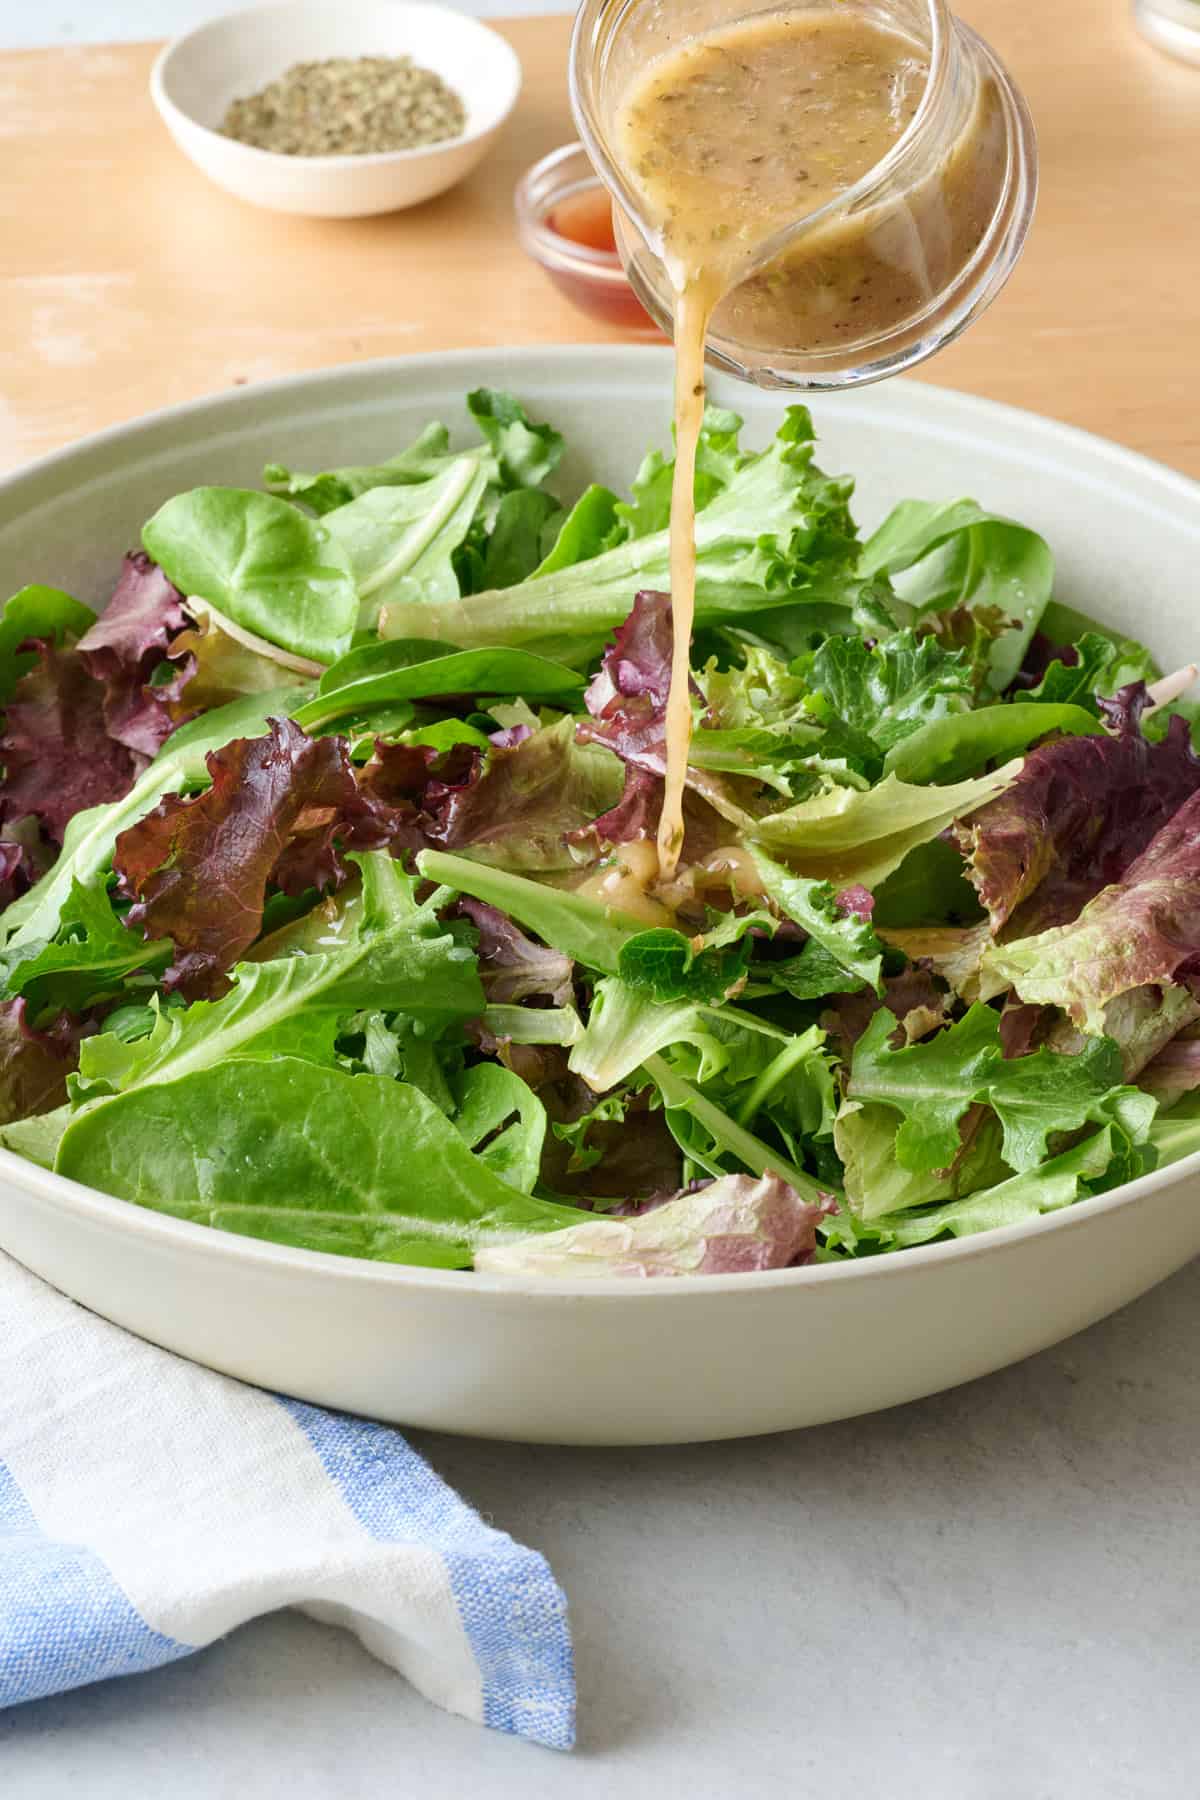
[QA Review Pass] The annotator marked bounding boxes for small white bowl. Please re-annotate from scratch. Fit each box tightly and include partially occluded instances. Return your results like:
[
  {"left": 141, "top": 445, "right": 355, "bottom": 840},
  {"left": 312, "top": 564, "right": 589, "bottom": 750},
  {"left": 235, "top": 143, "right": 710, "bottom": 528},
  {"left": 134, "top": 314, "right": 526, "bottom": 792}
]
[{"left": 150, "top": 0, "right": 522, "bottom": 217}]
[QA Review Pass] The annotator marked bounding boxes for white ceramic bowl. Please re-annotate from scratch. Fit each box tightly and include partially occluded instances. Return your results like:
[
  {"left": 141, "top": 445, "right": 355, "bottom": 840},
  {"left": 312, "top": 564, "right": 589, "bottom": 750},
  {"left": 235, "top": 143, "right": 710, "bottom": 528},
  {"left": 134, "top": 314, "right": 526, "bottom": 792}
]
[
  {"left": 2, "top": 347, "right": 1199, "bottom": 1445},
  {"left": 150, "top": 0, "right": 522, "bottom": 217}
]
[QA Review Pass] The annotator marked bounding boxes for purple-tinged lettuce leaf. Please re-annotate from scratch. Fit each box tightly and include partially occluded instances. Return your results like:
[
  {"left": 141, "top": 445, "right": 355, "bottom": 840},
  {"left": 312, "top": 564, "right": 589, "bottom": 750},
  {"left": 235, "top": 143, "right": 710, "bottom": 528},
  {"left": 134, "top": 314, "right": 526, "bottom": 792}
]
[
  {"left": 113, "top": 718, "right": 398, "bottom": 996},
  {"left": 475, "top": 1171, "right": 829, "bottom": 1277},
  {"left": 455, "top": 898, "right": 573, "bottom": 1005},
  {"left": 956, "top": 684, "right": 1200, "bottom": 934},
  {"left": 823, "top": 966, "right": 949, "bottom": 1056},
  {"left": 578, "top": 589, "right": 677, "bottom": 777},
  {"left": 0, "top": 997, "right": 89, "bottom": 1126},
  {"left": 76, "top": 552, "right": 194, "bottom": 757},
  {"left": 981, "top": 787, "right": 1200, "bottom": 1032},
  {"left": 1041, "top": 984, "right": 1200, "bottom": 1081},
  {"left": 1140, "top": 1023, "right": 1200, "bottom": 1110},
  {"left": 427, "top": 717, "right": 624, "bottom": 873},
  {"left": 1, "top": 639, "right": 141, "bottom": 845}
]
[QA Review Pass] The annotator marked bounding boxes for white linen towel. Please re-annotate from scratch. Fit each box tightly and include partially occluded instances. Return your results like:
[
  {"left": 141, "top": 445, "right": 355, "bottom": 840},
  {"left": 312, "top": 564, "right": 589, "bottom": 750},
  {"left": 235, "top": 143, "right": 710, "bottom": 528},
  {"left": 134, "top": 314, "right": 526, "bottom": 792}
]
[{"left": 0, "top": 1251, "right": 574, "bottom": 1748}]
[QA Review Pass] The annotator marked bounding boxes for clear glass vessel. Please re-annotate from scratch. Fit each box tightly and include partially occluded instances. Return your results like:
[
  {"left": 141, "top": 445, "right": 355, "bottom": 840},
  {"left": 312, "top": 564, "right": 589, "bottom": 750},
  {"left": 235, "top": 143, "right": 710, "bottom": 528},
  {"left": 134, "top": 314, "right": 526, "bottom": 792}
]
[{"left": 569, "top": 0, "right": 1038, "bottom": 390}]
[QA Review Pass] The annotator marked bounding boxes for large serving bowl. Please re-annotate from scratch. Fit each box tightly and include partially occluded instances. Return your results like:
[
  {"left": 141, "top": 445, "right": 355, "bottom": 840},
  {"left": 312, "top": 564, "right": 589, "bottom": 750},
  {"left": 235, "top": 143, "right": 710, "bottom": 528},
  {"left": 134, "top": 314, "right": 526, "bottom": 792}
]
[{"left": 2, "top": 347, "right": 1199, "bottom": 1445}]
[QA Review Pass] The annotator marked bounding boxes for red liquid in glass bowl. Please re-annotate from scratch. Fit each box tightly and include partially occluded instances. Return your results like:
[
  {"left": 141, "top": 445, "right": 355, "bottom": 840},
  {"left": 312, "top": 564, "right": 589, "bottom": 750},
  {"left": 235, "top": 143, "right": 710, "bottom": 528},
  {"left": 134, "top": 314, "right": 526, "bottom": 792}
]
[{"left": 515, "top": 144, "right": 659, "bottom": 334}]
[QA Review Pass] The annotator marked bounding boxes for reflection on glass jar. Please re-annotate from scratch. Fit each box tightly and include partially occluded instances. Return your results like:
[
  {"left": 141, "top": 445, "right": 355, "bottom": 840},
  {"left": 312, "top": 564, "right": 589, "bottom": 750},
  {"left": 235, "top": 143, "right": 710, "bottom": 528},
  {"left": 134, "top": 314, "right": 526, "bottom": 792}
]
[{"left": 570, "top": 0, "right": 1038, "bottom": 390}]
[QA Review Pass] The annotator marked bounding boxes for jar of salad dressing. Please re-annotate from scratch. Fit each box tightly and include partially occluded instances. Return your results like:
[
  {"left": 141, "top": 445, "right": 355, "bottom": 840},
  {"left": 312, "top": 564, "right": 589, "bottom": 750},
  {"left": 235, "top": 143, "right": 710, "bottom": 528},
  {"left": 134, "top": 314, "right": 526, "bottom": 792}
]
[{"left": 569, "top": 0, "right": 1037, "bottom": 391}]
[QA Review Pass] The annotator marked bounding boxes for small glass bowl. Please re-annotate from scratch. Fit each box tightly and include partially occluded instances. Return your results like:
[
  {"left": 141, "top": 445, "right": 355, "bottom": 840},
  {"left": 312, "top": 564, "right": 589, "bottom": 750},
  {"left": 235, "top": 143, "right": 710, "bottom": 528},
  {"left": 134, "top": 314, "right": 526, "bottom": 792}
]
[{"left": 515, "top": 142, "right": 660, "bottom": 334}]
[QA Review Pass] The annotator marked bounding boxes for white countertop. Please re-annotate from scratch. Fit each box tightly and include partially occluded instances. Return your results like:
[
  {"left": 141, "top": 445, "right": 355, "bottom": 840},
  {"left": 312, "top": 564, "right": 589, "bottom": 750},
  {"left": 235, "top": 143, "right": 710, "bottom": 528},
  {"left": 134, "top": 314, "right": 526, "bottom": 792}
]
[{"left": 6, "top": 1257, "right": 1199, "bottom": 1797}]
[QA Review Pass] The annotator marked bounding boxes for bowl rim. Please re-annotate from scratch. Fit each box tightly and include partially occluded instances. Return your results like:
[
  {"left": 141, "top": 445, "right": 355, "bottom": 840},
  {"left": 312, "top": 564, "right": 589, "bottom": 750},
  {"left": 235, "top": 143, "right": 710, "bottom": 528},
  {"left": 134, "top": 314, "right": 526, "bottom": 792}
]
[
  {"left": 3, "top": 344, "right": 1200, "bottom": 1301},
  {"left": 150, "top": 0, "right": 523, "bottom": 170}
]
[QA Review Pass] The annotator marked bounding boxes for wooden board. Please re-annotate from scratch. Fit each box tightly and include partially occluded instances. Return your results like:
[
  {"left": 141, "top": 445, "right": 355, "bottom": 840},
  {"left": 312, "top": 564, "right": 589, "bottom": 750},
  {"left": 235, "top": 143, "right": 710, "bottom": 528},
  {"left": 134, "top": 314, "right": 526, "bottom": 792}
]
[{"left": 1, "top": 4, "right": 1198, "bottom": 476}]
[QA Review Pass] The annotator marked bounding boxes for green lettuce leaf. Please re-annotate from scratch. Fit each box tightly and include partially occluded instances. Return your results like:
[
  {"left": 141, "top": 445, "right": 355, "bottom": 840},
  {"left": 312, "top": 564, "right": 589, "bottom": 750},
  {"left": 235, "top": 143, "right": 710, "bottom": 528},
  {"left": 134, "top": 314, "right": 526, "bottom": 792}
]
[
  {"left": 861, "top": 500, "right": 1054, "bottom": 691},
  {"left": 751, "top": 847, "right": 884, "bottom": 992},
  {"left": 417, "top": 851, "right": 645, "bottom": 972},
  {"left": 451, "top": 1061, "right": 547, "bottom": 1194},
  {"left": 884, "top": 1123, "right": 1152, "bottom": 1248},
  {"left": 291, "top": 638, "right": 584, "bottom": 733},
  {"left": 0, "top": 878, "right": 169, "bottom": 1014},
  {"left": 848, "top": 1002, "right": 1155, "bottom": 1174},
  {"left": 55, "top": 1056, "right": 581, "bottom": 1268},
  {"left": 718, "top": 761, "right": 1022, "bottom": 889},
  {"left": 323, "top": 456, "right": 489, "bottom": 625},
  {"left": 801, "top": 629, "right": 973, "bottom": 759},
  {"left": 1, "top": 584, "right": 95, "bottom": 703},
  {"left": 616, "top": 910, "right": 774, "bottom": 1005},
  {"left": 69, "top": 853, "right": 482, "bottom": 1104},
  {"left": 142, "top": 488, "right": 357, "bottom": 665},
  {"left": 263, "top": 420, "right": 469, "bottom": 515},
  {"left": 377, "top": 409, "right": 870, "bottom": 661},
  {"left": 883, "top": 701, "right": 1100, "bottom": 785}
]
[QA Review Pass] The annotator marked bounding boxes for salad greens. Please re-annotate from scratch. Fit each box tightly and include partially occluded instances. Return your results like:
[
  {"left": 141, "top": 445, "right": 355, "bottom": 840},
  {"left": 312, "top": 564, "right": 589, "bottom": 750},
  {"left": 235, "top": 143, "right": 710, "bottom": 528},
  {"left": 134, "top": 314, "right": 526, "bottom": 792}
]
[{"left": 3, "top": 388, "right": 1197, "bottom": 1279}]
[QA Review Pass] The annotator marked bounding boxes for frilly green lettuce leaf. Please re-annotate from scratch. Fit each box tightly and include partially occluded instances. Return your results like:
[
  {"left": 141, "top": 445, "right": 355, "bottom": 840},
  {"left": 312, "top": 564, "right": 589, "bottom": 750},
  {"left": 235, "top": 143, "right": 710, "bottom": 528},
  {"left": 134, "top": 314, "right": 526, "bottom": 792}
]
[
  {"left": 750, "top": 847, "right": 884, "bottom": 992},
  {"left": 0, "top": 877, "right": 169, "bottom": 1015},
  {"left": 848, "top": 1002, "right": 1155, "bottom": 1175}
]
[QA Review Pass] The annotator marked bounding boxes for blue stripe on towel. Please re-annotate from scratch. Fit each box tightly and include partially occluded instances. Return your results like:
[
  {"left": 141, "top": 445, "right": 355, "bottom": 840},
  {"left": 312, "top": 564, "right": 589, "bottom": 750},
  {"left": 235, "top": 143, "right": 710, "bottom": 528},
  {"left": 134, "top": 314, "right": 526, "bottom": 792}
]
[
  {"left": 0, "top": 1460, "right": 190, "bottom": 1708},
  {"left": 276, "top": 1397, "right": 575, "bottom": 1751}
]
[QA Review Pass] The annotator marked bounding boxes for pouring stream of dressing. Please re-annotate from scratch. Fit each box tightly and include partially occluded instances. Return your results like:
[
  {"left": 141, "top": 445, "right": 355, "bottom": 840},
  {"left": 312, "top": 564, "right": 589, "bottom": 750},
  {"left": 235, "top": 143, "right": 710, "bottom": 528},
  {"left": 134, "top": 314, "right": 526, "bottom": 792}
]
[{"left": 614, "top": 8, "right": 930, "bottom": 879}]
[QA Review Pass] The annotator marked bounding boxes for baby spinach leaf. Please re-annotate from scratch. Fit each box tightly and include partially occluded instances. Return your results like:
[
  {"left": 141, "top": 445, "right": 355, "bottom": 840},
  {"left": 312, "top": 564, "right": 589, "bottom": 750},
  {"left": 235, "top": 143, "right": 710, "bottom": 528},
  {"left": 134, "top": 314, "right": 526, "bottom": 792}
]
[
  {"left": 143, "top": 488, "right": 358, "bottom": 665},
  {"left": 55, "top": 1057, "right": 584, "bottom": 1267},
  {"left": 323, "top": 455, "right": 489, "bottom": 624},
  {"left": 883, "top": 700, "right": 1099, "bottom": 785},
  {"left": 292, "top": 639, "right": 583, "bottom": 733}
]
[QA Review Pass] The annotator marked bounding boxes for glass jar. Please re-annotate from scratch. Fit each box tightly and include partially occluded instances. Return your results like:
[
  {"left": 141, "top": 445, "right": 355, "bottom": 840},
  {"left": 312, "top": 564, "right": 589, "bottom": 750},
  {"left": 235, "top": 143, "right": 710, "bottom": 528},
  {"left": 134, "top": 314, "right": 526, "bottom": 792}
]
[{"left": 569, "top": 0, "right": 1038, "bottom": 390}]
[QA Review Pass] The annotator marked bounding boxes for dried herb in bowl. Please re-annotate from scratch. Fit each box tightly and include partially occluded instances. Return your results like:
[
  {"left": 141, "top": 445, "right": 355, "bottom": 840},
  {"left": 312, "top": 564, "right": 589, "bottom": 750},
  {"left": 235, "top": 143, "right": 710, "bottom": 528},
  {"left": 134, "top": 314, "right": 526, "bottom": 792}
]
[{"left": 220, "top": 55, "right": 467, "bottom": 157}]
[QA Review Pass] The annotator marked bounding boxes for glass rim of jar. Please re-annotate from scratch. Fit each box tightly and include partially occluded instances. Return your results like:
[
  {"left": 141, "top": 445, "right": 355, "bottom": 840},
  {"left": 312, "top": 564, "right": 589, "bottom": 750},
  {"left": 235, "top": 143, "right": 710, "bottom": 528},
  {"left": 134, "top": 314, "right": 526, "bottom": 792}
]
[
  {"left": 514, "top": 140, "right": 633, "bottom": 288},
  {"left": 569, "top": 0, "right": 959, "bottom": 282}
]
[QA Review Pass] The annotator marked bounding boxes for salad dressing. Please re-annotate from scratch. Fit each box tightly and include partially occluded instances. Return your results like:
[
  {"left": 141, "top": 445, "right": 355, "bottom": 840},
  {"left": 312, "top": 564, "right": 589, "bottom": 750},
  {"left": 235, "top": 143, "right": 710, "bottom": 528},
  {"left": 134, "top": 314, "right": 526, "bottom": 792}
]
[
  {"left": 613, "top": 9, "right": 932, "bottom": 878},
  {"left": 576, "top": 839, "right": 678, "bottom": 926}
]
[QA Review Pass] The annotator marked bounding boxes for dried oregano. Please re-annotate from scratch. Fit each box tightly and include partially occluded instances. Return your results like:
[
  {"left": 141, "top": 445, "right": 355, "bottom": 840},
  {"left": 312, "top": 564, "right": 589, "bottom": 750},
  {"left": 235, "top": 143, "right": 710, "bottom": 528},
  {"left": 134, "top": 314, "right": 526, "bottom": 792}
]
[{"left": 220, "top": 55, "right": 467, "bottom": 156}]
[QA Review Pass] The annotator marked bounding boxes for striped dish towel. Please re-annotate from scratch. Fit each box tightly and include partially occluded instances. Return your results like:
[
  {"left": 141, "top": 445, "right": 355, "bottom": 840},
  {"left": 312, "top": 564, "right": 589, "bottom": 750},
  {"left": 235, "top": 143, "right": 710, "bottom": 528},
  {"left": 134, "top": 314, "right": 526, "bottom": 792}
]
[{"left": 0, "top": 1251, "right": 574, "bottom": 1749}]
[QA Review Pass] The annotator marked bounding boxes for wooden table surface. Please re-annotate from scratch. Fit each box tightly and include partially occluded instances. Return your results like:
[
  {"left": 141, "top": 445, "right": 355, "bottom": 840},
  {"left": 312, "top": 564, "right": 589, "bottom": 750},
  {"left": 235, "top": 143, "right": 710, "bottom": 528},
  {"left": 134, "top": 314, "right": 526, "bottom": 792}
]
[{"left": 1, "top": 3, "right": 1198, "bottom": 478}]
